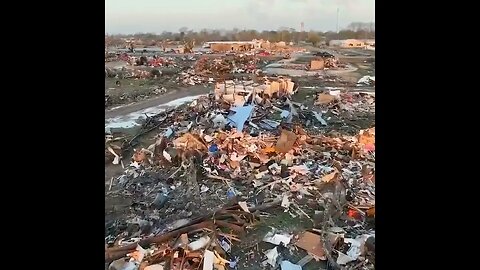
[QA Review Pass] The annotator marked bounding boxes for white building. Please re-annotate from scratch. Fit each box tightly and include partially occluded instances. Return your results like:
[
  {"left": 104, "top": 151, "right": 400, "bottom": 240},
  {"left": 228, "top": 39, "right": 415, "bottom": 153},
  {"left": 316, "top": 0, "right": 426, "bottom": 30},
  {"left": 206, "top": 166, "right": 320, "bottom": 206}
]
[
  {"left": 362, "top": 39, "right": 375, "bottom": 46},
  {"left": 329, "top": 39, "right": 365, "bottom": 48}
]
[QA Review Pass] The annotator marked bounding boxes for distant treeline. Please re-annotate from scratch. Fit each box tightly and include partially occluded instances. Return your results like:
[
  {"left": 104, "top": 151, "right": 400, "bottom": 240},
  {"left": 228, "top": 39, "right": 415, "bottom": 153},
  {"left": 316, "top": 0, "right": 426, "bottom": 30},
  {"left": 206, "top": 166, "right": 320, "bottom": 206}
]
[{"left": 105, "top": 22, "right": 375, "bottom": 47}]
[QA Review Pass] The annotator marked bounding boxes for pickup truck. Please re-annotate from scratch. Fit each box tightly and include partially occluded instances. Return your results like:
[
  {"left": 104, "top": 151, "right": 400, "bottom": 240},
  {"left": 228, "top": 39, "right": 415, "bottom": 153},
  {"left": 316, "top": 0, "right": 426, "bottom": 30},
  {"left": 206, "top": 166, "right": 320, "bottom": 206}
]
[{"left": 314, "top": 51, "right": 335, "bottom": 58}]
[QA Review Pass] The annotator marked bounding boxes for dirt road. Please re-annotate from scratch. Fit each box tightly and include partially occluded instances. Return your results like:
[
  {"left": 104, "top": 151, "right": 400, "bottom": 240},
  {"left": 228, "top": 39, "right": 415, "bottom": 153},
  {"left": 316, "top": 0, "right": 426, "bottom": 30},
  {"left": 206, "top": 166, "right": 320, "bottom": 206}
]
[{"left": 105, "top": 85, "right": 210, "bottom": 119}]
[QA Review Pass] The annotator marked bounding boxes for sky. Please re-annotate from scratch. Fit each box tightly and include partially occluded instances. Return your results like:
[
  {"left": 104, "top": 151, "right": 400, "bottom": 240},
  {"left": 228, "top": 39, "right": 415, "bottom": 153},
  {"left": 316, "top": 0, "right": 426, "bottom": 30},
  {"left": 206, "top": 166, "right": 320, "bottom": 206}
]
[{"left": 105, "top": 0, "right": 375, "bottom": 34}]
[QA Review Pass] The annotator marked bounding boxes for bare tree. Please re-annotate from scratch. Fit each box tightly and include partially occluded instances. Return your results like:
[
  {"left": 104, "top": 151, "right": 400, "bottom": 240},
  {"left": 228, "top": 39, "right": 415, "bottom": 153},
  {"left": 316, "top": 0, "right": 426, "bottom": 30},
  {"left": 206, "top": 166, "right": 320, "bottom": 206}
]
[
  {"left": 105, "top": 23, "right": 374, "bottom": 47},
  {"left": 307, "top": 31, "right": 321, "bottom": 45}
]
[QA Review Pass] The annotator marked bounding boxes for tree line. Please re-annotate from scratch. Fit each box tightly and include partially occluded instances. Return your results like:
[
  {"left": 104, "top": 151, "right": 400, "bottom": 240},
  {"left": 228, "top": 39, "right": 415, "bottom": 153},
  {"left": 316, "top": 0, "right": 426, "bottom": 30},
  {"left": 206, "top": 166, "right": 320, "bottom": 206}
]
[{"left": 105, "top": 22, "right": 375, "bottom": 47}]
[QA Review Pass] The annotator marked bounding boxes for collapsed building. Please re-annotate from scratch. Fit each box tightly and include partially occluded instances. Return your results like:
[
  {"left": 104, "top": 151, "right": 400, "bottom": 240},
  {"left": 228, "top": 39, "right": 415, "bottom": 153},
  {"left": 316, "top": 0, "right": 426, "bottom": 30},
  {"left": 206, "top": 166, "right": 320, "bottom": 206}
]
[
  {"left": 206, "top": 41, "right": 258, "bottom": 52},
  {"left": 259, "top": 40, "right": 287, "bottom": 50},
  {"left": 362, "top": 39, "right": 375, "bottom": 46},
  {"left": 214, "top": 77, "right": 296, "bottom": 107},
  {"left": 309, "top": 56, "right": 339, "bottom": 70},
  {"left": 205, "top": 39, "right": 290, "bottom": 52}
]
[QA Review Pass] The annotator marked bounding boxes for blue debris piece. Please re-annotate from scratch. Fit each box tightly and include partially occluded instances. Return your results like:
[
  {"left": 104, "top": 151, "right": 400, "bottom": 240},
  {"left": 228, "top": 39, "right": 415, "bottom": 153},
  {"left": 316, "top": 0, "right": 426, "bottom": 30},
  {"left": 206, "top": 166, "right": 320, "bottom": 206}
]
[
  {"left": 227, "top": 105, "right": 255, "bottom": 133},
  {"left": 226, "top": 187, "right": 237, "bottom": 199},
  {"left": 208, "top": 144, "right": 219, "bottom": 153},
  {"left": 280, "top": 110, "right": 290, "bottom": 119},
  {"left": 286, "top": 99, "right": 298, "bottom": 116},
  {"left": 229, "top": 257, "right": 240, "bottom": 268},
  {"left": 312, "top": 111, "right": 328, "bottom": 126},
  {"left": 164, "top": 127, "right": 174, "bottom": 138},
  {"left": 151, "top": 192, "right": 169, "bottom": 209},
  {"left": 280, "top": 261, "right": 302, "bottom": 270}
]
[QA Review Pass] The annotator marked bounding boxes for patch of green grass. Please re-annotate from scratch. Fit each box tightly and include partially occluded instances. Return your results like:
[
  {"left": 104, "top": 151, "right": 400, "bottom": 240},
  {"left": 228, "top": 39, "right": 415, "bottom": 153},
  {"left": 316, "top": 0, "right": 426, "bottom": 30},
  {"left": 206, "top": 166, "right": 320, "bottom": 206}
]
[{"left": 292, "top": 88, "right": 317, "bottom": 104}]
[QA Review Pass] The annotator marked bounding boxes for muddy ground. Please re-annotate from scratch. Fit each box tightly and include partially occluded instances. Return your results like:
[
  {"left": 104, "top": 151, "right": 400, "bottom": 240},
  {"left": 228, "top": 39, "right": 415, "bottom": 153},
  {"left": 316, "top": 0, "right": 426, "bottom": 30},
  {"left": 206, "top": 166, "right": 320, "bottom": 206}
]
[{"left": 105, "top": 85, "right": 211, "bottom": 119}]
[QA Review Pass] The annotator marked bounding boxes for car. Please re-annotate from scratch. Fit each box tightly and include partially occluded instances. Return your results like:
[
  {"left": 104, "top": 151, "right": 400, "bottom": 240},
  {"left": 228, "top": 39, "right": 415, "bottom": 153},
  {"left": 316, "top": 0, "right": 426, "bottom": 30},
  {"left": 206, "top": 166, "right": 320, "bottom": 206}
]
[{"left": 314, "top": 51, "right": 334, "bottom": 58}]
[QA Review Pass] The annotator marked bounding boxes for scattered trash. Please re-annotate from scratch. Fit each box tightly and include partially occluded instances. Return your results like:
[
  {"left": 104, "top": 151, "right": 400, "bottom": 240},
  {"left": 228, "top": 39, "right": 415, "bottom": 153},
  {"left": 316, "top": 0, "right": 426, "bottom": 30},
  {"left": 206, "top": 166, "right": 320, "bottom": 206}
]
[
  {"left": 280, "top": 260, "right": 302, "bottom": 270},
  {"left": 264, "top": 247, "right": 279, "bottom": 267},
  {"left": 357, "top": 75, "right": 375, "bottom": 86},
  {"left": 281, "top": 195, "right": 291, "bottom": 209},
  {"left": 329, "top": 227, "right": 346, "bottom": 234},
  {"left": 212, "top": 114, "right": 228, "bottom": 128},
  {"left": 220, "top": 238, "right": 231, "bottom": 253},
  {"left": 312, "top": 111, "right": 328, "bottom": 126},
  {"left": 151, "top": 192, "right": 168, "bottom": 209},
  {"left": 109, "top": 260, "right": 137, "bottom": 270},
  {"left": 296, "top": 254, "right": 314, "bottom": 267},
  {"left": 337, "top": 251, "right": 355, "bottom": 265},
  {"left": 203, "top": 250, "right": 215, "bottom": 270},
  {"left": 105, "top": 47, "right": 375, "bottom": 270},
  {"left": 315, "top": 93, "right": 336, "bottom": 105},
  {"left": 127, "top": 245, "right": 147, "bottom": 263},
  {"left": 144, "top": 265, "right": 164, "bottom": 270},
  {"left": 208, "top": 144, "right": 219, "bottom": 155},
  {"left": 329, "top": 90, "right": 341, "bottom": 96},
  {"left": 226, "top": 187, "right": 237, "bottom": 199},
  {"left": 173, "top": 133, "right": 208, "bottom": 152},
  {"left": 238, "top": 201, "right": 250, "bottom": 212},
  {"left": 289, "top": 165, "right": 310, "bottom": 175},
  {"left": 188, "top": 235, "right": 211, "bottom": 251},
  {"left": 164, "top": 127, "right": 174, "bottom": 138},
  {"left": 275, "top": 130, "right": 297, "bottom": 153},
  {"left": 263, "top": 231, "right": 293, "bottom": 246},
  {"left": 294, "top": 231, "right": 326, "bottom": 260},
  {"left": 344, "top": 237, "right": 362, "bottom": 260},
  {"left": 200, "top": 185, "right": 209, "bottom": 193},
  {"left": 259, "top": 119, "right": 280, "bottom": 130}
]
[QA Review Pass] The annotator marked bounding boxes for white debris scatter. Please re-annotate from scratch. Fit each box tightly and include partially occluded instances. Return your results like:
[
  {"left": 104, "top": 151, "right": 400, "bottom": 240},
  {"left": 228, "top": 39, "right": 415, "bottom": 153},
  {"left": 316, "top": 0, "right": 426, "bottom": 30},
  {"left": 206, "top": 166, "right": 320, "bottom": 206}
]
[{"left": 357, "top": 75, "right": 375, "bottom": 86}]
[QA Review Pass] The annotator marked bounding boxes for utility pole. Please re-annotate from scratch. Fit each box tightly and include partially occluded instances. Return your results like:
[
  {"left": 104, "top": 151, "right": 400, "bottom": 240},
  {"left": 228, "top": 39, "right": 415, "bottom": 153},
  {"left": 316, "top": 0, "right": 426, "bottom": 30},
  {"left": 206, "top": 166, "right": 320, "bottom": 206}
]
[{"left": 336, "top": 8, "right": 339, "bottom": 33}]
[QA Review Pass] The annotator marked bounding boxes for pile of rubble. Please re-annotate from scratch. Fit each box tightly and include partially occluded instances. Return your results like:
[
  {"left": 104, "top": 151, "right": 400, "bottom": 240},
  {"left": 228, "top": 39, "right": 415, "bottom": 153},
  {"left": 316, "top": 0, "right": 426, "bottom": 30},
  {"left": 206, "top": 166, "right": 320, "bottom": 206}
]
[
  {"left": 176, "top": 55, "right": 265, "bottom": 86},
  {"left": 194, "top": 57, "right": 233, "bottom": 76},
  {"left": 105, "top": 78, "right": 375, "bottom": 270},
  {"left": 324, "top": 57, "right": 339, "bottom": 68},
  {"left": 214, "top": 77, "right": 296, "bottom": 107},
  {"left": 309, "top": 56, "right": 341, "bottom": 71},
  {"left": 105, "top": 68, "right": 162, "bottom": 80},
  {"left": 194, "top": 55, "right": 259, "bottom": 76},
  {"left": 146, "top": 57, "right": 176, "bottom": 68},
  {"left": 356, "top": 76, "right": 375, "bottom": 86}
]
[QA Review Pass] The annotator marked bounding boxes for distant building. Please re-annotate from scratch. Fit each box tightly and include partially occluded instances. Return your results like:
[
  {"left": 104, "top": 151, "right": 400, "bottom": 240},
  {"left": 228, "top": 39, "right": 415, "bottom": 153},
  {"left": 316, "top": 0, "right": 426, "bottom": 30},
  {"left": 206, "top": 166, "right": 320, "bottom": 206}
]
[
  {"left": 206, "top": 41, "right": 258, "bottom": 52},
  {"left": 205, "top": 39, "right": 288, "bottom": 52},
  {"left": 329, "top": 39, "right": 365, "bottom": 48},
  {"left": 362, "top": 39, "right": 375, "bottom": 46}
]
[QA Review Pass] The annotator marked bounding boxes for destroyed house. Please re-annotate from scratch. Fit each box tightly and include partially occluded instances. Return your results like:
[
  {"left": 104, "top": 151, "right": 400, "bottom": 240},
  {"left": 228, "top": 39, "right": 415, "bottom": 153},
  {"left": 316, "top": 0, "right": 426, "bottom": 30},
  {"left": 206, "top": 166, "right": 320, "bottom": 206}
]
[
  {"left": 214, "top": 77, "right": 297, "bottom": 107},
  {"left": 362, "top": 39, "right": 375, "bottom": 46}
]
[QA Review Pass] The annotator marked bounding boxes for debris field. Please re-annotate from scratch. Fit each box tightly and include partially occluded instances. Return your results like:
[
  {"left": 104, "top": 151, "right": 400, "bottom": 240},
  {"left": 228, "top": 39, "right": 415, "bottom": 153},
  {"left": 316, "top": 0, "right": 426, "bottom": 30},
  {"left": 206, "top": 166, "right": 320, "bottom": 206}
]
[{"left": 105, "top": 45, "right": 375, "bottom": 270}]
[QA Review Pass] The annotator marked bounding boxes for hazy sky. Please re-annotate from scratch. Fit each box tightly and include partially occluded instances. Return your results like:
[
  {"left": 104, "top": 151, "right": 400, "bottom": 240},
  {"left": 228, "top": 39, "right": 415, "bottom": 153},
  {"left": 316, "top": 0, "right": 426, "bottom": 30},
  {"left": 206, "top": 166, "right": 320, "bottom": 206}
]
[{"left": 105, "top": 0, "right": 375, "bottom": 34}]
